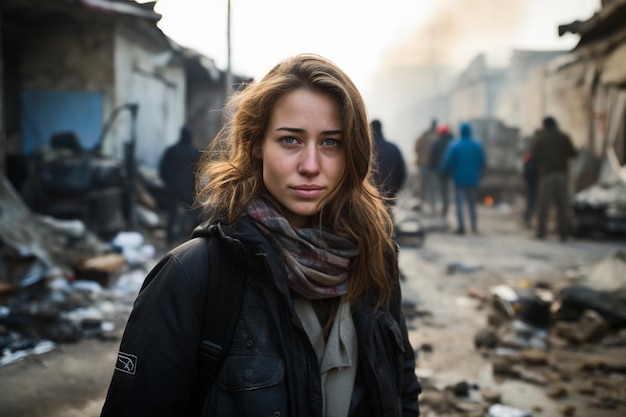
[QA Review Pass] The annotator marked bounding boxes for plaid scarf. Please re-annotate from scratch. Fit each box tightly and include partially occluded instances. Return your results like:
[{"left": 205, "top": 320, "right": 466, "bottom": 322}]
[{"left": 246, "top": 199, "right": 359, "bottom": 299}]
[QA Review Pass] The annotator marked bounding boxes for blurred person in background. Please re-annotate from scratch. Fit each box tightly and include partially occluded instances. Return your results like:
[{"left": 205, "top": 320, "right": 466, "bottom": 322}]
[
  {"left": 530, "top": 116, "right": 577, "bottom": 241},
  {"left": 442, "top": 122, "right": 486, "bottom": 235},
  {"left": 428, "top": 124, "right": 454, "bottom": 220},
  {"left": 371, "top": 118, "right": 407, "bottom": 214},
  {"left": 521, "top": 135, "right": 539, "bottom": 229},
  {"left": 414, "top": 118, "right": 438, "bottom": 214},
  {"left": 159, "top": 125, "right": 201, "bottom": 246}
]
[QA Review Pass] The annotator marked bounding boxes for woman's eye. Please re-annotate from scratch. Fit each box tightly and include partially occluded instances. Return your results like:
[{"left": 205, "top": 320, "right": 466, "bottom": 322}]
[
  {"left": 322, "top": 138, "right": 340, "bottom": 147},
  {"left": 281, "top": 136, "right": 298, "bottom": 145}
]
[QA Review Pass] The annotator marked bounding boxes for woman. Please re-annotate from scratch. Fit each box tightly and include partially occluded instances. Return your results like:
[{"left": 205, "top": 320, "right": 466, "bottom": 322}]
[{"left": 100, "top": 53, "right": 421, "bottom": 417}]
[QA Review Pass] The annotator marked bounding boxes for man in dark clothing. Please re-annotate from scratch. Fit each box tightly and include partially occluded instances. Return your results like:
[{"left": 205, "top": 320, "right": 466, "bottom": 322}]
[
  {"left": 522, "top": 137, "right": 539, "bottom": 228},
  {"left": 371, "top": 119, "right": 407, "bottom": 207},
  {"left": 159, "top": 125, "right": 201, "bottom": 245},
  {"left": 530, "top": 116, "right": 577, "bottom": 241},
  {"left": 415, "top": 119, "right": 438, "bottom": 214},
  {"left": 428, "top": 124, "right": 454, "bottom": 219}
]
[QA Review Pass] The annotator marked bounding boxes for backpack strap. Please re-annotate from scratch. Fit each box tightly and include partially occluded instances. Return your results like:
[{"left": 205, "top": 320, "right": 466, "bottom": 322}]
[{"left": 192, "top": 232, "right": 245, "bottom": 408}]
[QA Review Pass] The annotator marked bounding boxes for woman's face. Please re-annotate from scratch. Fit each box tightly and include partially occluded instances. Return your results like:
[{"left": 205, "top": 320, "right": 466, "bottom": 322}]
[{"left": 259, "top": 88, "right": 346, "bottom": 228}]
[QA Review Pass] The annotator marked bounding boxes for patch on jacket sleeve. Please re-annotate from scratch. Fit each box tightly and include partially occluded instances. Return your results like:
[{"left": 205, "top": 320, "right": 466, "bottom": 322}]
[{"left": 115, "top": 351, "right": 137, "bottom": 375}]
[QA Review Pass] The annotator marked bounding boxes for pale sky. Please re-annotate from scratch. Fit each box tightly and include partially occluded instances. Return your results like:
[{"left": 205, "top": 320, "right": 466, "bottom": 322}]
[{"left": 150, "top": 0, "right": 600, "bottom": 99}]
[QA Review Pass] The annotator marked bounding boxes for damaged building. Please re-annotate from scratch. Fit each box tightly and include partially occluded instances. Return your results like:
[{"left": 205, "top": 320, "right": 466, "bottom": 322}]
[
  {"left": 557, "top": 0, "right": 626, "bottom": 235},
  {"left": 0, "top": 0, "right": 239, "bottom": 235},
  {"left": 0, "top": 0, "right": 244, "bottom": 356},
  {"left": 443, "top": 0, "right": 626, "bottom": 232}
]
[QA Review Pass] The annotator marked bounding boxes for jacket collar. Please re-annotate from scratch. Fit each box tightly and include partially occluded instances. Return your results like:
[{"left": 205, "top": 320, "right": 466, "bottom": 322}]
[{"left": 192, "top": 216, "right": 293, "bottom": 298}]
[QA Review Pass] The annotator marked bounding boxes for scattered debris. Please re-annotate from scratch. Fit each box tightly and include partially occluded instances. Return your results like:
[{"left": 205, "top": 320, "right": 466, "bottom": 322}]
[
  {"left": 409, "top": 251, "right": 626, "bottom": 416},
  {"left": 1, "top": 176, "right": 161, "bottom": 367},
  {"left": 447, "top": 261, "right": 484, "bottom": 274},
  {"left": 488, "top": 403, "right": 532, "bottom": 417}
]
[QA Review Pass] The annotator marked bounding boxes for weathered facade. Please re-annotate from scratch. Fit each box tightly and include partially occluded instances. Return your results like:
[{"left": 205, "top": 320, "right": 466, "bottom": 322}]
[
  {"left": 0, "top": 0, "right": 244, "bottom": 239},
  {"left": 449, "top": 50, "right": 571, "bottom": 138},
  {"left": 494, "top": 49, "right": 571, "bottom": 137},
  {"left": 0, "top": 0, "right": 239, "bottom": 177},
  {"left": 555, "top": 0, "right": 626, "bottom": 189},
  {"left": 179, "top": 47, "right": 248, "bottom": 150},
  {"left": 1, "top": 0, "right": 185, "bottom": 171},
  {"left": 449, "top": 54, "right": 508, "bottom": 128},
  {"left": 446, "top": 1, "right": 626, "bottom": 194}
]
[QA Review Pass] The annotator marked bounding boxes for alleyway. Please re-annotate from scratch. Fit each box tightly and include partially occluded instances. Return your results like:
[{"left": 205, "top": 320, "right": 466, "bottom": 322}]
[{"left": 1, "top": 197, "right": 625, "bottom": 417}]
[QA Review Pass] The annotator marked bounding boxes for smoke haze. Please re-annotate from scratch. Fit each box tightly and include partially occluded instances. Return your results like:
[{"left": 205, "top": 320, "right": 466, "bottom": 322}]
[
  {"left": 366, "top": 0, "right": 536, "bottom": 166},
  {"left": 381, "top": 0, "right": 530, "bottom": 68}
]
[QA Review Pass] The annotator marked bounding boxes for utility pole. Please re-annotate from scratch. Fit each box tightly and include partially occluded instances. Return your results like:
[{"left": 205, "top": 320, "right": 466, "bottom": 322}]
[{"left": 226, "top": 0, "right": 233, "bottom": 93}]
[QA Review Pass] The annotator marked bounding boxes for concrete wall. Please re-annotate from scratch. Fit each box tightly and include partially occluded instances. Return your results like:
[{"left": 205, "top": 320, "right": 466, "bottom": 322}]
[
  {"left": 21, "top": 25, "right": 114, "bottom": 92},
  {"left": 186, "top": 73, "right": 226, "bottom": 149},
  {"left": 17, "top": 24, "right": 114, "bottom": 153},
  {"left": 544, "top": 63, "right": 591, "bottom": 151},
  {"left": 113, "top": 28, "right": 185, "bottom": 169},
  {"left": 15, "top": 22, "right": 185, "bottom": 170},
  {"left": 450, "top": 81, "right": 489, "bottom": 128}
]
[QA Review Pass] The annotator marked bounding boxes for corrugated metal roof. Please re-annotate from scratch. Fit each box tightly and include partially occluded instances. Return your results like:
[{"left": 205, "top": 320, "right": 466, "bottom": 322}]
[
  {"left": 78, "top": 0, "right": 160, "bottom": 21},
  {"left": 1, "top": 0, "right": 169, "bottom": 50},
  {"left": 0, "top": 0, "right": 160, "bottom": 22},
  {"left": 559, "top": 0, "right": 626, "bottom": 47}
]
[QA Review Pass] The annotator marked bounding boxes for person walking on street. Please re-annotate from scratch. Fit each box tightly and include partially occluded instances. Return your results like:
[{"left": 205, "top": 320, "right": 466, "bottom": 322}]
[
  {"left": 414, "top": 118, "right": 438, "bottom": 214},
  {"left": 521, "top": 136, "right": 539, "bottom": 228},
  {"left": 371, "top": 119, "right": 407, "bottom": 209},
  {"left": 530, "top": 116, "right": 577, "bottom": 241},
  {"left": 442, "top": 121, "right": 486, "bottom": 235},
  {"left": 159, "top": 125, "right": 201, "bottom": 246},
  {"left": 428, "top": 124, "right": 454, "bottom": 219},
  {"left": 100, "top": 54, "right": 421, "bottom": 417}
]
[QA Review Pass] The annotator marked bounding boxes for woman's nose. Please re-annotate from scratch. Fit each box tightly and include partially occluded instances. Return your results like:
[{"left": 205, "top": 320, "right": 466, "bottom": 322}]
[{"left": 298, "top": 145, "right": 320, "bottom": 175}]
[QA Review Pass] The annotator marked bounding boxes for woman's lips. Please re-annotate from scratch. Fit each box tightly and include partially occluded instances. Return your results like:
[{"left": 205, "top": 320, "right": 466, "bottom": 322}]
[{"left": 291, "top": 185, "right": 324, "bottom": 199}]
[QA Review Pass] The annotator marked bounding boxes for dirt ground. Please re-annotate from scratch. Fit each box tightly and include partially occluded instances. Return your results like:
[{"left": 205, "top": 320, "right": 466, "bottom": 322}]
[
  {"left": 1, "top": 197, "right": 625, "bottom": 417},
  {"left": 397, "top": 198, "right": 626, "bottom": 416}
]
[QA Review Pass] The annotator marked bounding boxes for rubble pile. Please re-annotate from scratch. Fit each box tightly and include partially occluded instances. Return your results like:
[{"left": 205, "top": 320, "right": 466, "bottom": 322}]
[
  {"left": 572, "top": 166, "right": 626, "bottom": 236},
  {"left": 406, "top": 250, "right": 626, "bottom": 417},
  {"left": 1, "top": 177, "right": 158, "bottom": 366},
  {"left": 0, "top": 247, "right": 151, "bottom": 367}
]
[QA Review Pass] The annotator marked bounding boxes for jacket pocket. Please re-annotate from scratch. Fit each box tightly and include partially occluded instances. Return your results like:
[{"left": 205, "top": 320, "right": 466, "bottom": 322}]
[{"left": 213, "top": 355, "right": 288, "bottom": 416}]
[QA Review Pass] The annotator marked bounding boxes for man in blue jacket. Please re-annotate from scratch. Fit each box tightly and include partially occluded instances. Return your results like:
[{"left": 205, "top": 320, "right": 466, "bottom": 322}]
[{"left": 442, "top": 122, "right": 486, "bottom": 234}]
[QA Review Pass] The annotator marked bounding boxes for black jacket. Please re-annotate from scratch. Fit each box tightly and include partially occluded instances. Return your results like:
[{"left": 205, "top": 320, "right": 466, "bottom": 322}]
[
  {"left": 373, "top": 134, "right": 407, "bottom": 201},
  {"left": 530, "top": 128, "right": 576, "bottom": 175},
  {"left": 428, "top": 133, "right": 453, "bottom": 175},
  {"left": 158, "top": 141, "right": 200, "bottom": 205},
  {"left": 100, "top": 216, "right": 421, "bottom": 416}
]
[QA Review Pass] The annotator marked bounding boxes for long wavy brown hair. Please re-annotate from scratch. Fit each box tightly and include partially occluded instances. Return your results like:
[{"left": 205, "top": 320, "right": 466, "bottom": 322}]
[{"left": 195, "top": 53, "right": 397, "bottom": 308}]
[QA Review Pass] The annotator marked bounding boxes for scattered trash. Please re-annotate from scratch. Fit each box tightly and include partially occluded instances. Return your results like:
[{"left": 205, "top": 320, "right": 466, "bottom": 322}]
[
  {"left": 38, "top": 216, "right": 86, "bottom": 239},
  {"left": 135, "top": 205, "right": 161, "bottom": 229},
  {"left": 0, "top": 267, "right": 149, "bottom": 367},
  {"left": 554, "top": 309, "right": 609, "bottom": 344},
  {"left": 395, "top": 218, "right": 426, "bottom": 248},
  {"left": 553, "top": 285, "right": 626, "bottom": 328},
  {"left": 447, "top": 261, "right": 483, "bottom": 274},
  {"left": 488, "top": 403, "right": 532, "bottom": 417},
  {"left": 584, "top": 249, "right": 626, "bottom": 292},
  {"left": 0, "top": 340, "right": 56, "bottom": 367},
  {"left": 498, "top": 319, "right": 548, "bottom": 350},
  {"left": 111, "top": 231, "right": 155, "bottom": 266},
  {"left": 490, "top": 284, "right": 551, "bottom": 328},
  {"left": 459, "top": 268, "right": 626, "bottom": 416}
]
